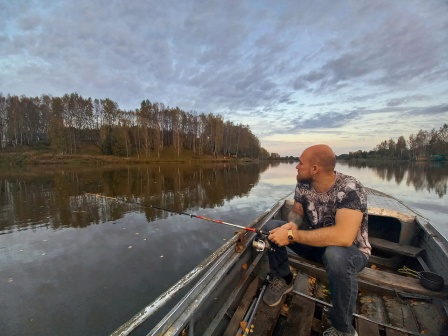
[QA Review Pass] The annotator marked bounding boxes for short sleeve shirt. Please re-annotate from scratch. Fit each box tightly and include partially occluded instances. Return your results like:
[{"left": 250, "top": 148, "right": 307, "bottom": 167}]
[{"left": 294, "top": 172, "right": 371, "bottom": 257}]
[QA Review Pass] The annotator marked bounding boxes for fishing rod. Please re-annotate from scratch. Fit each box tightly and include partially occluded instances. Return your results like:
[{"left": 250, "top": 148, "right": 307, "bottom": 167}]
[{"left": 84, "top": 193, "right": 270, "bottom": 236}]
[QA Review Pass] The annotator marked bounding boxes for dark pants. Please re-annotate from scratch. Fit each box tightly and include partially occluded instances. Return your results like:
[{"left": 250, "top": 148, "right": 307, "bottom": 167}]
[{"left": 264, "top": 220, "right": 368, "bottom": 334}]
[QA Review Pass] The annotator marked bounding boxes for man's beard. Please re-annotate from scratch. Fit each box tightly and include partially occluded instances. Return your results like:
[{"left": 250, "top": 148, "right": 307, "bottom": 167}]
[{"left": 297, "top": 174, "right": 312, "bottom": 184}]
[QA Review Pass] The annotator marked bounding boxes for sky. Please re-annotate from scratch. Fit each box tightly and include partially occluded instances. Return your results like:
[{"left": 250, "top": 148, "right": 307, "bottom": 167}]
[{"left": 1, "top": 1, "right": 448, "bottom": 156}]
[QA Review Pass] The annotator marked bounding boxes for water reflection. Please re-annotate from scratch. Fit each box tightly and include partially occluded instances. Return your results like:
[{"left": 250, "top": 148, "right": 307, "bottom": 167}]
[
  {"left": 339, "top": 161, "right": 448, "bottom": 197},
  {"left": 1, "top": 160, "right": 446, "bottom": 234},
  {"left": 0, "top": 162, "right": 272, "bottom": 233}
]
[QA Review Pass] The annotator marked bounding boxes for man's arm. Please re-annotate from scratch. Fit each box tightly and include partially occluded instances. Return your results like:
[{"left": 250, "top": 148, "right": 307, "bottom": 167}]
[
  {"left": 287, "top": 201, "right": 303, "bottom": 226},
  {"left": 279, "top": 201, "right": 303, "bottom": 231},
  {"left": 269, "top": 208, "right": 362, "bottom": 247}
]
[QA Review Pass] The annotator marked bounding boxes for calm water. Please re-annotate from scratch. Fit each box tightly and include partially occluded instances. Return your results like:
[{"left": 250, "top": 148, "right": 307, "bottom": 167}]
[{"left": 0, "top": 160, "right": 447, "bottom": 336}]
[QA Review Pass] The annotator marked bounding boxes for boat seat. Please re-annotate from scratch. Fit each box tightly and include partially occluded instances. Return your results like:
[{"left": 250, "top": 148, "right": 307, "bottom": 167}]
[{"left": 369, "top": 237, "right": 425, "bottom": 258}]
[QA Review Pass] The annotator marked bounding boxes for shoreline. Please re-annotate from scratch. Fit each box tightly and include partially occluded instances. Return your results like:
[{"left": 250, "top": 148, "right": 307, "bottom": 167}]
[{"left": 0, "top": 150, "right": 265, "bottom": 166}]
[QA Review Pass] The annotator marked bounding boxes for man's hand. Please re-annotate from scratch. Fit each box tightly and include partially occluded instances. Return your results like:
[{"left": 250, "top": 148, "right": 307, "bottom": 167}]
[{"left": 268, "top": 222, "right": 298, "bottom": 246}]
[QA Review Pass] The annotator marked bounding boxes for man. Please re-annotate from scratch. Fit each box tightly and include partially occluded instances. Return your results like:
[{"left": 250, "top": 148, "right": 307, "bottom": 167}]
[{"left": 263, "top": 144, "right": 370, "bottom": 336}]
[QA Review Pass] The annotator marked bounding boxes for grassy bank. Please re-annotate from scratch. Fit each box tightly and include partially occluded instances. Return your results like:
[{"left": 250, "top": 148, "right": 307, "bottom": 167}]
[{"left": 0, "top": 146, "right": 245, "bottom": 166}]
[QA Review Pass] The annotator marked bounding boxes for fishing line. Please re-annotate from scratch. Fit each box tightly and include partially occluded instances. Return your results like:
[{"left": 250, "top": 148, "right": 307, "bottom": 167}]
[{"left": 84, "top": 193, "right": 270, "bottom": 236}]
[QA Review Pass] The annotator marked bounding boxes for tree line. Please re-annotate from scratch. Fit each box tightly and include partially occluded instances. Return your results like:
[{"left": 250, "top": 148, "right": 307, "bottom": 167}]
[
  {"left": 0, "top": 93, "right": 276, "bottom": 159},
  {"left": 339, "top": 124, "right": 448, "bottom": 160}
]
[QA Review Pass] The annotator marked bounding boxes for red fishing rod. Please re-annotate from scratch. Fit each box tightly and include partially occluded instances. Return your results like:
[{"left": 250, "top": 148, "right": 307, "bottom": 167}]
[{"left": 84, "top": 193, "right": 270, "bottom": 236}]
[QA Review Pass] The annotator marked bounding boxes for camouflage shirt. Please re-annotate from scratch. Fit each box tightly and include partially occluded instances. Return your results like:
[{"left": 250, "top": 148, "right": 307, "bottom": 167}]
[{"left": 294, "top": 171, "right": 371, "bottom": 257}]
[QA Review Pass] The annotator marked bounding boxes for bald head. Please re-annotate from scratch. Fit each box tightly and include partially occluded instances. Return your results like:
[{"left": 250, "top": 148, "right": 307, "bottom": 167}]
[{"left": 302, "top": 144, "right": 336, "bottom": 173}]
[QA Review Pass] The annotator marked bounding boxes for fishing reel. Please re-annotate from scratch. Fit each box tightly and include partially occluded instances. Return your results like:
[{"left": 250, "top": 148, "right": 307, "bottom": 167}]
[
  {"left": 234, "top": 230, "right": 273, "bottom": 253},
  {"left": 252, "top": 236, "right": 272, "bottom": 252}
]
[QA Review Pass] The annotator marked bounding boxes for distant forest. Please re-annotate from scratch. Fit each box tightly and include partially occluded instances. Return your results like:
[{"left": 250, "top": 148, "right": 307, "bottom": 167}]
[
  {"left": 338, "top": 124, "right": 448, "bottom": 160},
  {"left": 2, "top": 93, "right": 445, "bottom": 162},
  {"left": 0, "top": 93, "right": 277, "bottom": 159}
]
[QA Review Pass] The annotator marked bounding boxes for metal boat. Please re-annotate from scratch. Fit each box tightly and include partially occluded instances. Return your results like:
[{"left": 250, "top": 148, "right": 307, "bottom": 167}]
[{"left": 112, "top": 188, "right": 448, "bottom": 336}]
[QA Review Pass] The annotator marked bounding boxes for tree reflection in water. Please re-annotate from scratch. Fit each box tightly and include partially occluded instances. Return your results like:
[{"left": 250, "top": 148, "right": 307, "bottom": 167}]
[
  {"left": 343, "top": 160, "right": 448, "bottom": 198},
  {"left": 0, "top": 162, "right": 273, "bottom": 232},
  {"left": 0, "top": 160, "right": 446, "bottom": 234}
]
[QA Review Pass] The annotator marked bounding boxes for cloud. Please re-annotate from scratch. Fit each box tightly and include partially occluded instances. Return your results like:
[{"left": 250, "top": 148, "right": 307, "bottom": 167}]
[
  {"left": 291, "top": 2, "right": 448, "bottom": 95},
  {"left": 406, "top": 104, "right": 448, "bottom": 116},
  {"left": 386, "top": 95, "right": 429, "bottom": 107},
  {"left": 292, "top": 111, "right": 360, "bottom": 130}
]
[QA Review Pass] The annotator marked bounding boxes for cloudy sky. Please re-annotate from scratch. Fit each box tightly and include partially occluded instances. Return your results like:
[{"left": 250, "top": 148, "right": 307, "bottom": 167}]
[{"left": 1, "top": 1, "right": 447, "bottom": 155}]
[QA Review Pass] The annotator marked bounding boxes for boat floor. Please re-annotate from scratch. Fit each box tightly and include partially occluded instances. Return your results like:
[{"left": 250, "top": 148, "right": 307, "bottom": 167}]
[{"left": 227, "top": 255, "right": 448, "bottom": 336}]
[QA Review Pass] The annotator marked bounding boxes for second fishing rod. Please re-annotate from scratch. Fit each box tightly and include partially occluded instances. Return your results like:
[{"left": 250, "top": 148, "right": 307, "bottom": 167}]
[{"left": 85, "top": 193, "right": 270, "bottom": 236}]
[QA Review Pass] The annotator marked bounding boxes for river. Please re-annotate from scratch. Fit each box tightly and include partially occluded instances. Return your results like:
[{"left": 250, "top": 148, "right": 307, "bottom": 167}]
[{"left": 0, "top": 160, "right": 447, "bottom": 335}]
